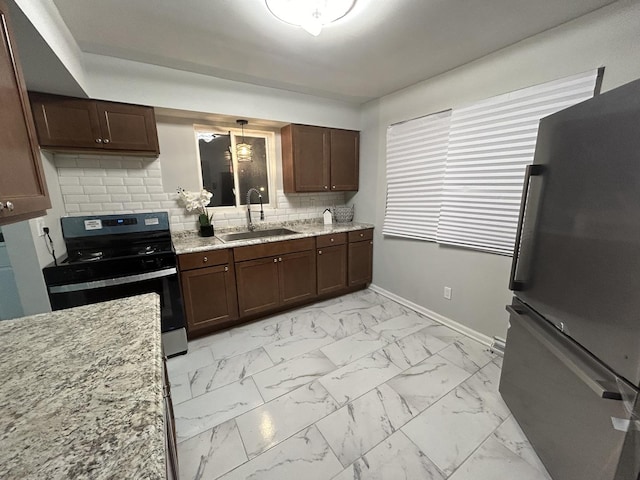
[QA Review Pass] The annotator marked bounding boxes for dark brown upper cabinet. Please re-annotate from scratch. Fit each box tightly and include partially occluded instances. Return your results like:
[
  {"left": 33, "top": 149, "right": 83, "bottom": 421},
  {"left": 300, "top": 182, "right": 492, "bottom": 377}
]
[
  {"left": 0, "top": 0, "right": 51, "bottom": 226},
  {"left": 29, "top": 92, "right": 160, "bottom": 156},
  {"left": 282, "top": 124, "right": 359, "bottom": 193}
]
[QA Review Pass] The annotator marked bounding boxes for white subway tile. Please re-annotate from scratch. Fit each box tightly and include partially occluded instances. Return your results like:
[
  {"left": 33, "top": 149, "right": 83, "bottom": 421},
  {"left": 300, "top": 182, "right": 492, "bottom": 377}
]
[
  {"left": 123, "top": 159, "right": 143, "bottom": 169},
  {"left": 64, "top": 194, "right": 89, "bottom": 204},
  {"left": 150, "top": 193, "right": 169, "bottom": 201},
  {"left": 146, "top": 186, "right": 165, "bottom": 193},
  {"left": 142, "top": 202, "right": 162, "bottom": 209},
  {"left": 65, "top": 204, "right": 80, "bottom": 213},
  {"left": 110, "top": 194, "right": 132, "bottom": 202},
  {"left": 123, "top": 202, "right": 144, "bottom": 210},
  {"left": 124, "top": 178, "right": 144, "bottom": 186},
  {"left": 77, "top": 158, "right": 101, "bottom": 168},
  {"left": 144, "top": 177, "right": 163, "bottom": 186},
  {"left": 58, "top": 176, "right": 80, "bottom": 185},
  {"left": 162, "top": 201, "right": 179, "bottom": 209},
  {"left": 131, "top": 194, "right": 151, "bottom": 201},
  {"left": 80, "top": 203, "right": 102, "bottom": 212},
  {"left": 107, "top": 169, "right": 128, "bottom": 177},
  {"left": 99, "top": 159, "right": 122, "bottom": 169},
  {"left": 88, "top": 194, "right": 111, "bottom": 203},
  {"left": 106, "top": 185, "right": 127, "bottom": 194},
  {"left": 60, "top": 185, "right": 84, "bottom": 195},
  {"left": 83, "top": 185, "right": 107, "bottom": 194},
  {"left": 82, "top": 168, "right": 107, "bottom": 177},
  {"left": 127, "top": 186, "right": 148, "bottom": 194},
  {"left": 101, "top": 203, "right": 124, "bottom": 211},
  {"left": 58, "top": 167, "right": 84, "bottom": 177},
  {"left": 147, "top": 168, "right": 163, "bottom": 178},
  {"left": 55, "top": 157, "right": 78, "bottom": 168},
  {"left": 102, "top": 177, "right": 124, "bottom": 186},
  {"left": 126, "top": 169, "right": 148, "bottom": 177}
]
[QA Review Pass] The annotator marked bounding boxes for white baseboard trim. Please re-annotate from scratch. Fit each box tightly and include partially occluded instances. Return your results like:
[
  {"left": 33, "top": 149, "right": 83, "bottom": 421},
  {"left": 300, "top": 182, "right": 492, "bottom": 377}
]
[{"left": 369, "top": 284, "right": 493, "bottom": 348}]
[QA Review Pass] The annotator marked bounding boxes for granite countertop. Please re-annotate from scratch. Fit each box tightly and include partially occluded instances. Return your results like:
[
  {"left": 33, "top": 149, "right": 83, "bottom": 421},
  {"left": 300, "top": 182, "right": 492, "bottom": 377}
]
[
  {"left": 0, "top": 294, "right": 165, "bottom": 480},
  {"left": 172, "top": 220, "right": 375, "bottom": 255}
]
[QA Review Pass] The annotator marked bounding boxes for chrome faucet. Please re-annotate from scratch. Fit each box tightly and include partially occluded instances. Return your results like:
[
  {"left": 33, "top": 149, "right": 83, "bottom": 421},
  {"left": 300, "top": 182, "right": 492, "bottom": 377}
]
[{"left": 246, "top": 188, "right": 264, "bottom": 231}]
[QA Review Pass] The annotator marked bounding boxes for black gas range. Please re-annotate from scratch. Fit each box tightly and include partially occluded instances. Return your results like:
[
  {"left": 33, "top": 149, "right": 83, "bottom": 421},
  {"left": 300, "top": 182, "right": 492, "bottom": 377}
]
[{"left": 43, "top": 212, "right": 187, "bottom": 357}]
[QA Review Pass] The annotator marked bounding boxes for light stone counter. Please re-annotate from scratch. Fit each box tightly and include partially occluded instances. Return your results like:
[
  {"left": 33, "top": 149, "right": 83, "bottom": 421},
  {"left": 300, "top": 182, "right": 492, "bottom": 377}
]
[
  {"left": 172, "top": 220, "right": 375, "bottom": 255},
  {"left": 0, "top": 294, "right": 165, "bottom": 480}
]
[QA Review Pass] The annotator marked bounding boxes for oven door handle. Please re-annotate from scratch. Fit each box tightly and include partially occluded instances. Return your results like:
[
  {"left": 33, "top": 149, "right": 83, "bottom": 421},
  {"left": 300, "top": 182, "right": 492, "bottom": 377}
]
[{"left": 48, "top": 267, "right": 178, "bottom": 294}]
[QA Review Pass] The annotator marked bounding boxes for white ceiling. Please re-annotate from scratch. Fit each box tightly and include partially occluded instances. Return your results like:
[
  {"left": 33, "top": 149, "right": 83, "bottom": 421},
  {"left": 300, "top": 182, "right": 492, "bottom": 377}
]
[{"left": 50, "top": 0, "right": 616, "bottom": 104}]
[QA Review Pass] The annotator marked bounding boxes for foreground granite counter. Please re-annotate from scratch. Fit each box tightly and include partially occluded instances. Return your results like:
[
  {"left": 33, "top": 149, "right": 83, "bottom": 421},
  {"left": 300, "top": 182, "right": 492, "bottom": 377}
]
[
  {"left": 0, "top": 294, "right": 165, "bottom": 480},
  {"left": 172, "top": 220, "right": 375, "bottom": 255}
]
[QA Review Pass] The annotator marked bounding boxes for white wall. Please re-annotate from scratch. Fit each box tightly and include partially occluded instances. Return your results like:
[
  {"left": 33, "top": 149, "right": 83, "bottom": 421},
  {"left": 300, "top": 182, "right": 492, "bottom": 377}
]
[{"left": 355, "top": 0, "right": 640, "bottom": 340}]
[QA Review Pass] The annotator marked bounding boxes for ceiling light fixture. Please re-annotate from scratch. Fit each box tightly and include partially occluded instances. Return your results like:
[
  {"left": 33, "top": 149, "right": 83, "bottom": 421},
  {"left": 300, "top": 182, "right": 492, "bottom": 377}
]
[
  {"left": 236, "top": 119, "right": 252, "bottom": 162},
  {"left": 265, "top": 0, "right": 356, "bottom": 37}
]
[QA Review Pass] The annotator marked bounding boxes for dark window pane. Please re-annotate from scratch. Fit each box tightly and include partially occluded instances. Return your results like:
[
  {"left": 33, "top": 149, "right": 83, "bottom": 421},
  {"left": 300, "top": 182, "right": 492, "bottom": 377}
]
[
  {"left": 198, "top": 134, "right": 235, "bottom": 207},
  {"left": 237, "top": 136, "right": 270, "bottom": 205}
]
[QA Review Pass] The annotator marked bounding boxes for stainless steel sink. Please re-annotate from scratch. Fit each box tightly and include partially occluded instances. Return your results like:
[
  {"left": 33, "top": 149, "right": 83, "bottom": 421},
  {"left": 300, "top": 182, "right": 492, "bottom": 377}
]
[{"left": 218, "top": 228, "right": 298, "bottom": 243}]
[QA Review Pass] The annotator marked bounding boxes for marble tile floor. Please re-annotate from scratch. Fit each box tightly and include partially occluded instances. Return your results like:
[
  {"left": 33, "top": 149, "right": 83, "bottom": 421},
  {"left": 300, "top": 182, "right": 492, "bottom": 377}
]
[{"left": 168, "top": 288, "right": 551, "bottom": 480}]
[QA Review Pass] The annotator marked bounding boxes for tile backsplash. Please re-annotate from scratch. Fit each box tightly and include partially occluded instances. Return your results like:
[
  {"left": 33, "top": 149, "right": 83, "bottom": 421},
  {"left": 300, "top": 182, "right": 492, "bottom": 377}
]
[{"left": 54, "top": 154, "right": 345, "bottom": 232}]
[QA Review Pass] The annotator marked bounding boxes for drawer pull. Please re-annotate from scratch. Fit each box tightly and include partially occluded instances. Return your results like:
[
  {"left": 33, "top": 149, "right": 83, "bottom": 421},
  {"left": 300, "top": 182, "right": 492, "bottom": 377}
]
[
  {"left": 330, "top": 238, "right": 334, "bottom": 242},
  {"left": 278, "top": 257, "right": 282, "bottom": 262},
  {"left": 203, "top": 256, "right": 208, "bottom": 263},
  {"left": 224, "top": 266, "right": 228, "bottom": 272},
  {"left": 360, "top": 233, "right": 364, "bottom": 237},
  {"left": 318, "top": 250, "right": 322, "bottom": 255},
  {"left": 95, "top": 138, "right": 102, "bottom": 143},
  {"left": 273, "top": 258, "right": 278, "bottom": 263}
]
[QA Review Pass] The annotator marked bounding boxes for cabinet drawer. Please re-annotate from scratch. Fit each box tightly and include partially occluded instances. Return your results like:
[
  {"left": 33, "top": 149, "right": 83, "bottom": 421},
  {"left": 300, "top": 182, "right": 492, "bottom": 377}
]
[
  {"left": 234, "top": 237, "right": 315, "bottom": 262},
  {"left": 316, "top": 233, "right": 347, "bottom": 248},
  {"left": 178, "top": 249, "right": 231, "bottom": 271},
  {"left": 348, "top": 229, "right": 373, "bottom": 242}
]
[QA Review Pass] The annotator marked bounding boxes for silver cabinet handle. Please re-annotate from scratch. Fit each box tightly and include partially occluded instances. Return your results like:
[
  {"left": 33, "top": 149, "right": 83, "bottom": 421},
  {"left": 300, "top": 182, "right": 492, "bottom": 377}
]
[
  {"left": 332, "top": 185, "right": 336, "bottom": 189},
  {"left": 224, "top": 266, "right": 228, "bottom": 272},
  {"left": 324, "top": 186, "right": 328, "bottom": 189},
  {"left": 203, "top": 256, "right": 208, "bottom": 263},
  {"left": 95, "top": 138, "right": 102, "bottom": 143},
  {"left": 318, "top": 250, "right": 322, "bottom": 255},
  {"left": 278, "top": 257, "right": 282, "bottom": 262},
  {"left": 273, "top": 258, "right": 277, "bottom": 263},
  {"left": 4, "top": 201, "right": 14, "bottom": 211},
  {"left": 103, "top": 138, "right": 111, "bottom": 144},
  {"left": 330, "top": 238, "right": 334, "bottom": 242},
  {"left": 360, "top": 233, "right": 364, "bottom": 237}
]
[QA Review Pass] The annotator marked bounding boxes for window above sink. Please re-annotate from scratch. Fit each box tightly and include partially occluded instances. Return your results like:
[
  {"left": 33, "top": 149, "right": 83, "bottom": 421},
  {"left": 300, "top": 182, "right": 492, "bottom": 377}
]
[{"left": 195, "top": 125, "right": 277, "bottom": 211}]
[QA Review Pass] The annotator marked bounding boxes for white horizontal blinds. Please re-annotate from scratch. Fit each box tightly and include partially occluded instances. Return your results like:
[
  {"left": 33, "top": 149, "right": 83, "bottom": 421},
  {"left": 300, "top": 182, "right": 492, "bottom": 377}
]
[
  {"left": 383, "top": 110, "right": 451, "bottom": 240},
  {"left": 436, "top": 70, "right": 599, "bottom": 255}
]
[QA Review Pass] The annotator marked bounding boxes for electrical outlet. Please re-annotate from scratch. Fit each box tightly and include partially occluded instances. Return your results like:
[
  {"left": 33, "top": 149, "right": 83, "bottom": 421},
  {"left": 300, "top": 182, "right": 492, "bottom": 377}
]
[
  {"left": 444, "top": 286, "right": 452, "bottom": 300},
  {"left": 36, "top": 218, "right": 46, "bottom": 237}
]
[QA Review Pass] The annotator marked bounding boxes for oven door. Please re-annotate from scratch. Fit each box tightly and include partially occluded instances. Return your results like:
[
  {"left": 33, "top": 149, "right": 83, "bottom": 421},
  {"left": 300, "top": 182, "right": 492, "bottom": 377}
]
[{"left": 47, "top": 267, "right": 185, "bottom": 333}]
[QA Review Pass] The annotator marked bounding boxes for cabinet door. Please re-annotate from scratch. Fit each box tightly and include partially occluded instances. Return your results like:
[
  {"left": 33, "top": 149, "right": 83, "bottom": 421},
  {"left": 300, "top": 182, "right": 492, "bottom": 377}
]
[
  {"left": 291, "top": 125, "right": 330, "bottom": 192},
  {"left": 279, "top": 250, "right": 317, "bottom": 306},
  {"left": 96, "top": 101, "right": 160, "bottom": 153},
  {"left": 181, "top": 264, "right": 239, "bottom": 334},
  {"left": 348, "top": 240, "right": 373, "bottom": 286},
  {"left": 29, "top": 93, "right": 102, "bottom": 148},
  {"left": 236, "top": 257, "right": 280, "bottom": 317},
  {"left": 317, "top": 244, "right": 347, "bottom": 295},
  {"left": 330, "top": 129, "right": 359, "bottom": 191},
  {"left": 0, "top": 3, "right": 50, "bottom": 225}
]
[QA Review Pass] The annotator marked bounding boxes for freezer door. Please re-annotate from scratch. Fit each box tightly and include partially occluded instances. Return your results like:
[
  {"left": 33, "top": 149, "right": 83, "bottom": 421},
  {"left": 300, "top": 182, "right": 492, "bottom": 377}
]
[
  {"left": 510, "top": 78, "right": 640, "bottom": 386},
  {"left": 499, "top": 299, "right": 640, "bottom": 480}
]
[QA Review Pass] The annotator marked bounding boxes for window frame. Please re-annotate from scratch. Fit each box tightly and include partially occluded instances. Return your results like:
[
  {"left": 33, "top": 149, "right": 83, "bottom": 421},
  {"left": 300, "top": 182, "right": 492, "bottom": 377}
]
[{"left": 194, "top": 124, "right": 278, "bottom": 210}]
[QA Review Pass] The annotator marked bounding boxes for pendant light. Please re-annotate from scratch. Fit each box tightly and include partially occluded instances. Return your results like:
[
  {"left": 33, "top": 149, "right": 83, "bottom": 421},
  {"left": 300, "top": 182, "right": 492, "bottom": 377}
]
[{"left": 236, "top": 119, "right": 252, "bottom": 162}]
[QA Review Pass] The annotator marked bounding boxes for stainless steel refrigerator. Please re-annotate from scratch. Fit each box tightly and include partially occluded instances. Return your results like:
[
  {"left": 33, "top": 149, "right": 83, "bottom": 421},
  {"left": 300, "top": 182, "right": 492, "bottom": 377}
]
[{"left": 499, "top": 77, "right": 640, "bottom": 480}]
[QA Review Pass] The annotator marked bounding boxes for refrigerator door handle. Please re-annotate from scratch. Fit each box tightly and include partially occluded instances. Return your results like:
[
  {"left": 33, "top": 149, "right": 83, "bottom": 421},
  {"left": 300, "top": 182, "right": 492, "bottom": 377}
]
[
  {"left": 509, "top": 164, "right": 544, "bottom": 291},
  {"left": 506, "top": 305, "right": 624, "bottom": 401}
]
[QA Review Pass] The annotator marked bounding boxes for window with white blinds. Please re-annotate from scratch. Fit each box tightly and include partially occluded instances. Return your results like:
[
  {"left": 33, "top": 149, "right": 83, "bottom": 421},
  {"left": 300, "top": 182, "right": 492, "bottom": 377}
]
[
  {"left": 383, "top": 110, "right": 451, "bottom": 240},
  {"left": 435, "top": 70, "right": 599, "bottom": 255}
]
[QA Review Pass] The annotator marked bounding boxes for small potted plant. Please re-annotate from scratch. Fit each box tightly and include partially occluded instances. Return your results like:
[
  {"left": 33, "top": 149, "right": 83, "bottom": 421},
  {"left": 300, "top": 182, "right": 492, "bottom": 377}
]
[{"left": 177, "top": 187, "right": 215, "bottom": 236}]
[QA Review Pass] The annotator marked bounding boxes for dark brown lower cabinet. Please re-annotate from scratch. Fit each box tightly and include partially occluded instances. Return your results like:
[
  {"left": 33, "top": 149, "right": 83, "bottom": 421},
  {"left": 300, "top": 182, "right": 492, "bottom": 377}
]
[
  {"left": 348, "top": 238, "right": 373, "bottom": 286},
  {"left": 279, "top": 250, "right": 317, "bottom": 305},
  {"left": 236, "top": 257, "right": 280, "bottom": 317},
  {"left": 317, "top": 244, "right": 347, "bottom": 295},
  {"left": 180, "top": 263, "right": 239, "bottom": 336},
  {"left": 236, "top": 250, "right": 317, "bottom": 317}
]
